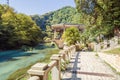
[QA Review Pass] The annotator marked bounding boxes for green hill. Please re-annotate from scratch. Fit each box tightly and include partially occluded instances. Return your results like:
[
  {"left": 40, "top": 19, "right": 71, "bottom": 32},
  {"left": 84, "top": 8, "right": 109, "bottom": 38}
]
[{"left": 31, "top": 6, "right": 81, "bottom": 30}]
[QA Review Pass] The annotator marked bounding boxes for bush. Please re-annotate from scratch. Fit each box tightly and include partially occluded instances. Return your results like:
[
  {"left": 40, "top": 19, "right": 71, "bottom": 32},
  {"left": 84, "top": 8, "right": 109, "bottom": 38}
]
[
  {"left": 44, "top": 37, "right": 51, "bottom": 42},
  {"left": 87, "top": 42, "right": 94, "bottom": 51},
  {"left": 76, "top": 44, "right": 84, "bottom": 51},
  {"left": 118, "top": 39, "right": 120, "bottom": 44},
  {"left": 62, "top": 27, "right": 80, "bottom": 45},
  {"left": 21, "top": 45, "right": 33, "bottom": 51}
]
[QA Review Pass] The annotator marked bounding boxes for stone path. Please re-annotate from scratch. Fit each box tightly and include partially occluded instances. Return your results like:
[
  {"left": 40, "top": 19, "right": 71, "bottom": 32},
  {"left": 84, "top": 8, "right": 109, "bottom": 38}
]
[{"left": 62, "top": 52, "right": 120, "bottom": 80}]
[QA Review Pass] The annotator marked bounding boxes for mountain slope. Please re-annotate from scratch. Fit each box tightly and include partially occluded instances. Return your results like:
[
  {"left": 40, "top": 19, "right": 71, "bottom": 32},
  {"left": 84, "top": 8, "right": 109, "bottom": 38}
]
[{"left": 31, "top": 6, "right": 81, "bottom": 30}]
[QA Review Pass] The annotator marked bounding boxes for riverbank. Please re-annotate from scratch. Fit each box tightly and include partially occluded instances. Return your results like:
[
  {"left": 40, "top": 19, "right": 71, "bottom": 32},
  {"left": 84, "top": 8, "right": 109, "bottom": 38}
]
[
  {"left": 0, "top": 44, "right": 58, "bottom": 80},
  {"left": 7, "top": 49, "right": 59, "bottom": 80}
]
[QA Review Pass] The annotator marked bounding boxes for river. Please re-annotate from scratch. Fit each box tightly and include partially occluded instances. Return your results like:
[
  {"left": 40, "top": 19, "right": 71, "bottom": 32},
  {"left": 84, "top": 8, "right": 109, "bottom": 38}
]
[{"left": 0, "top": 44, "right": 57, "bottom": 80}]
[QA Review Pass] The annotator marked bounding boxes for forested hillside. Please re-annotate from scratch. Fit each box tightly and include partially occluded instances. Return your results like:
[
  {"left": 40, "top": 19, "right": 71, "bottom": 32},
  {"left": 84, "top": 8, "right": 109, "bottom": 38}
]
[
  {"left": 0, "top": 5, "right": 82, "bottom": 50},
  {"left": 75, "top": 0, "right": 120, "bottom": 38},
  {"left": 0, "top": 5, "right": 44, "bottom": 50},
  {"left": 31, "top": 6, "right": 82, "bottom": 30}
]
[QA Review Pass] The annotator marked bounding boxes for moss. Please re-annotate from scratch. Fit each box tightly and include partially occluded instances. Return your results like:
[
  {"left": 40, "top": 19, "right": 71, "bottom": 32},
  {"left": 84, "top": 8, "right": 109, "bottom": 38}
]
[
  {"left": 7, "top": 49, "right": 59, "bottom": 80},
  {"left": 48, "top": 72, "right": 52, "bottom": 80}
]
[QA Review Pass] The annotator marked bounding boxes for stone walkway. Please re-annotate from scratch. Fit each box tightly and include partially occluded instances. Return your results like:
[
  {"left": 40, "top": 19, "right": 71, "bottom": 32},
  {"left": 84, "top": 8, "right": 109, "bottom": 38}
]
[{"left": 62, "top": 52, "right": 120, "bottom": 80}]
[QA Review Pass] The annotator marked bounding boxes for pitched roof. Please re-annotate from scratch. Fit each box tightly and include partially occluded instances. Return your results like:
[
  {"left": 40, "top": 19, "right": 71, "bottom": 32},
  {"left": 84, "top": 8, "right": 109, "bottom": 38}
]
[{"left": 51, "top": 24, "right": 85, "bottom": 31}]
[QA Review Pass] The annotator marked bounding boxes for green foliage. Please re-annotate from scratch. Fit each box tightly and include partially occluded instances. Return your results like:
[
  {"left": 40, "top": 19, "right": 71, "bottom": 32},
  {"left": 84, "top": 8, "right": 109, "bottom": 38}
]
[
  {"left": 74, "top": 0, "right": 120, "bottom": 39},
  {"left": 104, "top": 48, "right": 120, "bottom": 55},
  {"left": 45, "top": 26, "right": 53, "bottom": 39},
  {"left": 21, "top": 45, "right": 33, "bottom": 51},
  {"left": 0, "top": 5, "right": 43, "bottom": 50},
  {"left": 43, "top": 37, "right": 51, "bottom": 42},
  {"left": 31, "top": 6, "right": 82, "bottom": 30},
  {"left": 76, "top": 44, "right": 85, "bottom": 51},
  {"left": 62, "top": 27, "right": 80, "bottom": 45},
  {"left": 48, "top": 72, "right": 52, "bottom": 80},
  {"left": 31, "top": 6, "right": 84, "bottom": 42}
]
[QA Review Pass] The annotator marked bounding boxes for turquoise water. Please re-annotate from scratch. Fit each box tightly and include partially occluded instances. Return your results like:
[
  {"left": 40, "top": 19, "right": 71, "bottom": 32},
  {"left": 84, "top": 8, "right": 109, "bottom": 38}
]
[{"left": 0, "top": 45, "right": 56, "bottom": 80}]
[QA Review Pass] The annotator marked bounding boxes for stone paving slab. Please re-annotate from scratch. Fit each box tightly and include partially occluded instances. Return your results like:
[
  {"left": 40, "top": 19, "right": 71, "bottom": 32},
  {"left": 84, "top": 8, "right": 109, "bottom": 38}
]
[
  {"left": 98, "top": 52, "right": 120, "bottom": 73},
  {"left": 62, "top": 52, "right": 120, "bottom": 80}
]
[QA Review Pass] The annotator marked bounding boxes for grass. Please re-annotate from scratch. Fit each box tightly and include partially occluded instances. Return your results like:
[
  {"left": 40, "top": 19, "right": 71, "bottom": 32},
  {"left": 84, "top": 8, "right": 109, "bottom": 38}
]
[
  {"left": 7, "top": 49, "right": 59, "bottom": 80},
  {"left": 48, "top": 72, "right": 52, "bottom": 80},
  {"left": 104, "top": 48, "right": 120, "bottom": 55}
]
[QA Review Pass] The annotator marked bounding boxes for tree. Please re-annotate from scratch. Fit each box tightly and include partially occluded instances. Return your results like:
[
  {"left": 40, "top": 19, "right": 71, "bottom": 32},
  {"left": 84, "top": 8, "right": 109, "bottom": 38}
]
[
  {"left": 74, "top": 0, "right": 120, "bottom": 38},
  {"left": 0, "top": 4, "right": 43, "bottom": 50},
  {"left": 62, "top": 27, "right": 80, "bottom": 45},
  {"left": 31, "top": 6, "right": 82, "bottom": 30}
]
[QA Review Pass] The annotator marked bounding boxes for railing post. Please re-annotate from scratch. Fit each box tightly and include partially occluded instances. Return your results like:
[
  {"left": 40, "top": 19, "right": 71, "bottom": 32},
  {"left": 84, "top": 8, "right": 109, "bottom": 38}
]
[
  {"left": 50, "top": 54, "right": 61, "bottom": 80},
  {"left": 27, "top": 63, "right": 48, "bottom": 80},
  {"left": 114, "top": 36, "right": 118, "bottom": 45},
  {"left": 59, "top": 50, "right": 66, "bottom": 61},
  {"left": 64, "top": 49, "right": 70, "bottom": 62},
  {"left": 103, "top": 40, "right": 107, "bottom": 49},
  {"left": 27, "top": 45, "right": 76, "bottom": 80},
  {"left": 28, "top": 76, "right": 40, "bottom": 80},
  {"left": 69, "top": 47, "right": 72, "bottom": 58}
]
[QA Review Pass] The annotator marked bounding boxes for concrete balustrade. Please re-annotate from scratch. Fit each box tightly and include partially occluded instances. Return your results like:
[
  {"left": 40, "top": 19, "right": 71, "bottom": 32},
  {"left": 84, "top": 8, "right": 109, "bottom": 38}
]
[
  {"left": 94, "top": 36, "right": 119, "bottom": 52},
  {"left": 94, "top": 36, "right": 120, "bottom": 73},
  {"left": 27, "top": 45, "right": 76, "bottom": 80},
  {"left": 103, "top": 40, "right": 108, "bottom": 49},
  {"left": 114, "top": 36, "right": 119, "bottom": 45},
  {"left": 109, "top": 39, "right": 114, "bottom": 48},
  {"left": 28, "top": 76, "right": 40, "bottom": 80},
  {"left": 94, "top": 43, "right": 101, "bottom": 52}
]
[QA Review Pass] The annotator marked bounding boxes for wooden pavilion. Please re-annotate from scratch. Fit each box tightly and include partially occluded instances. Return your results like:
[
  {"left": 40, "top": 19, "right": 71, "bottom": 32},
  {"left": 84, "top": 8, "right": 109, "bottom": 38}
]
[
  {"left": 51, "top": 24, "right": 84, "bottom": 48},
  {"left": 51, "top": 24, "right": 84, "bottom": 39}
]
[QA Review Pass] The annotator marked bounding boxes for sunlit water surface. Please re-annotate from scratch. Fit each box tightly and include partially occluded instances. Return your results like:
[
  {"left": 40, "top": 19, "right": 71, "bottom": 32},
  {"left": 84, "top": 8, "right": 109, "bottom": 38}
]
[{"left": 0, "top": 45, "right": 57, "bottom": 80}]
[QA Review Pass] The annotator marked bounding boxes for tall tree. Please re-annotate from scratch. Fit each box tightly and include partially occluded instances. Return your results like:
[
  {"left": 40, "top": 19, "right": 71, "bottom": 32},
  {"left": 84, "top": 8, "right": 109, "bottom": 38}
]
[
  {"left": 0, "top": 5, "right": 43, "bottom": 50},
  {"left": 74, "top": 0, "right": 120, "bottom": 37}
]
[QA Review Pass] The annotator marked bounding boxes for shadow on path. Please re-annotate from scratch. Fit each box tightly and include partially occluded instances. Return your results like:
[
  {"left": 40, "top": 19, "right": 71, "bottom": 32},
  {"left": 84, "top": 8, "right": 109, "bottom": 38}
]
[
  {"left": 62, "top": 52, "right": 81, "bottom": 80},
  {"left": 62, "top": 52, "right": 115, "bottom": 80}
]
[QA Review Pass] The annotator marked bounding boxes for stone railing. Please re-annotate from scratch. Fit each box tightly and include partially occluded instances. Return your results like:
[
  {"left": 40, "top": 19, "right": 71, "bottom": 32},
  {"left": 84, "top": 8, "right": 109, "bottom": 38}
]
[
  {"left": 94, "top": 36, "right": 119, "bottom": 52},
  {"left": 27, "top": 45, "right": 76, "bottom": 80}
]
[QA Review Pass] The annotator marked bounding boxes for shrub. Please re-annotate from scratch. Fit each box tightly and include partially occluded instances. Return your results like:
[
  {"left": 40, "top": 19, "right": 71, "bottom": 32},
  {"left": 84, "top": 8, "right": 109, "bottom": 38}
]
[{"left": 76, "top": 44, "right": 84, "bottom": 51}]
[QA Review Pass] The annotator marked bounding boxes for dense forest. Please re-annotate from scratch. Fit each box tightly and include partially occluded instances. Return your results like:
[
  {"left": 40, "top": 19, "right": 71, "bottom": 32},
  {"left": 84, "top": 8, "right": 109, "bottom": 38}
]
[
  {"left": 0, "top": 5, "right": 44, "bottom": 50},
  {"left": 74, "top": 0, "right": 120, "bottom": 39},
  {"left": 31, "top": 6, "right": 83, "bottom": 41},
  {"left": 31, "top": 6, "right": 82, "bottom": 30}
]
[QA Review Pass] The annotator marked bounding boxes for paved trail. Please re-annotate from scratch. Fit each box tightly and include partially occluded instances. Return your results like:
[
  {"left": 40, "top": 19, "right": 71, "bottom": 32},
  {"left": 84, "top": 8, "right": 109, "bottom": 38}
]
[{"left": 62, "top": 52, "right": 120, "bottom": 80}]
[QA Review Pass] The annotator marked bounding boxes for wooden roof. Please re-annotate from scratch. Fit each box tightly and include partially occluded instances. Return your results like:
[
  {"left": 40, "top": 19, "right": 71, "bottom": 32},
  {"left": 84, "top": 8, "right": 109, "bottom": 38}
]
[{"left": 51, "top": 24, "right": 85, "bottom": 31}]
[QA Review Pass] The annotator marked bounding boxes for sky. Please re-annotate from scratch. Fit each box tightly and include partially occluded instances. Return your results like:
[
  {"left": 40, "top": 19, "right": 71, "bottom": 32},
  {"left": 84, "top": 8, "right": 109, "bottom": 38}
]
[{"left": 0, "top": 0, "right": 76, "bottom": 15}]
